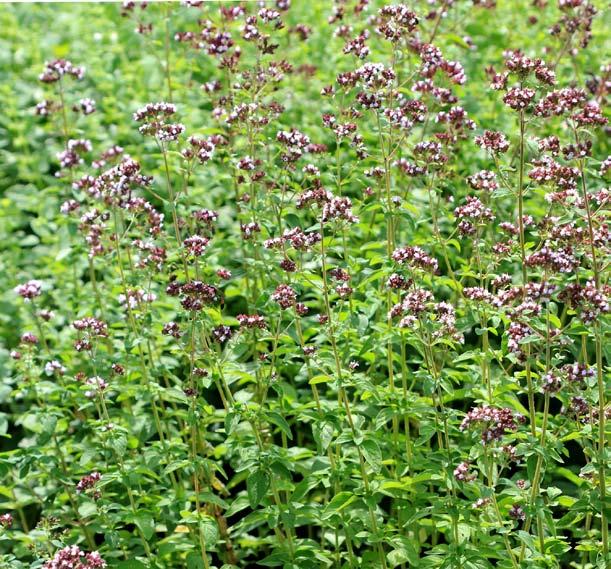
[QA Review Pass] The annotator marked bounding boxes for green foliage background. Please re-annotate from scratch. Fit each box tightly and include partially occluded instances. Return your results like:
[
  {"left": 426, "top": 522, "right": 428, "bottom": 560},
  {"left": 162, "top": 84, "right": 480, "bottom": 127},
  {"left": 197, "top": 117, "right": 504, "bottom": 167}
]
[{"left": 0, "top": 1, "right": 608, "bottom": 568}]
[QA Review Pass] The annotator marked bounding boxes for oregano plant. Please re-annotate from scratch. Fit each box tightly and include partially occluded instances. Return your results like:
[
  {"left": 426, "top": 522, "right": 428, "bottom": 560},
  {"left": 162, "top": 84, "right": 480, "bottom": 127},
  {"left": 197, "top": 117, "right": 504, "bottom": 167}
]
[{"left": 0, "top": 1, "right": 608, "bottom": 568}]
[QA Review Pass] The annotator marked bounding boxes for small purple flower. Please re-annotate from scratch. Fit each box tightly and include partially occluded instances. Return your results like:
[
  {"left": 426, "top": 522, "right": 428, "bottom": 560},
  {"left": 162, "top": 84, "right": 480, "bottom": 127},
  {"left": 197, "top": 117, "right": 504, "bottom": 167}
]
[{"left": 14, "top": 280, "right": 43, "bottom": 301}]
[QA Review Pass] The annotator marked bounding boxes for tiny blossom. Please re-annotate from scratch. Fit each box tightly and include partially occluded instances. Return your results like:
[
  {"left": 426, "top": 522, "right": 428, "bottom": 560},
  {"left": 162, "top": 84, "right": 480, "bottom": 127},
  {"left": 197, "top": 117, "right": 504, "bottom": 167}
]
[
  {"left": 401, "top": 289, "right": 434, "bottom": 315},
  {"left": 414, "top": 140, "right": 447, "bottom": 165},
  {"left": 73, "top": 317, "right": 108, "bottom": 336},
  {"left": 238, "top": 155, "right": 256, "bottom": 171},
  {"left": 525, "top": 243, "right": 578, "bottom": 273},
  {"left": 533, "top": 88, "right": 586, "bottom": 117},
  {"left": 392, "top": 246, "right": 438, "bottom": 273},
  {"left": 541, "top": 372, "right": 562, "bottom": 393},
  {"left": 562, "top": 140, "right": 592, "bottom": 160},
  {"left": 118, "top": 289, "right": 156, "bottom": 309},
  {"left": 572, "top": 101, "right": 607, "bottom": 126},
  {"left": 280, "top": 258, "right": 297, "bottom": 272},
  {"left": 529, "top": 156, "right": 579, "bottom": 190},
  {"left": 559, "top": 281, "right": 610, "bottom": 323},
  {"left": 294, "top": 302, "right": 308, "bottom": 316},
  {"left": 134, "top": 102, "right": 184, "bottom": 141},
  {"left": 43, "top": 546, "right": 106, "bottom": 569},
  {"left": 57, "top": 139, "right": 92, "bottom": 170},
  {"left": 38, "top": 308, "right": 55, "bottom": 322},
  {"left": 36, "top": 99, "right": 59, "bottom": 116},
  {"left": 0, "top": 513, "right": 12, "bottom": 528},
  {"left": 507, "top": 321, "right": 532, "bottom": 358},
  {"left": 503, "top": 87, "right": 536, "bottom": 110},
  {"left": 489, "top": 70, "right": 508, "bottom": 90},
  {"left": 45, "top": 361, "right": 67, "bottom": 376},
  {"left": 343, "top": 31, "right": 370, "bottom": 59},
  {"left": 74, "top": 98, "right": 96, "bottom": 115},
  {"left": 568, "top": 396, "right": 590, "bottom": 420},
  {"left": 39, "top": 59, "right": 85, "bottom": 82},
  {"left": 272, "top": 284, "right": 297, "bottom": 309},
  {"left": 472, "top": 498, "right": 491, "bottom": 509},
  {"left": 435, "top": 302, "right": 463, "bottom": 343},
  {"left": 464, "top": 287, "right": 496, "bottom": 304},
  {"left": 183, "top": 235, "right": 210, "bottom": 256},
  {"left": 492, "top": 274, "right": 513, "bottom": 289},
  {"left": 335, "top": 283, "right": 353, "bottom": 298},
  {"left": 502, "top": 49, "right": 555, "bottom": 85},
  {"left": 20, "top": 332, "right": 39, "bottom": 345},
  {"left": 162, "top": 321, "right": 182, "bottom": 338},
  {"left": 237, "top": 314, "right": 267, "bottom": 329},
  {"left": 14, "top": 279, "right": 42, "bottom": 301},
  {"left": 194, "top": 209, "right": 219, "bottom": 228},
  {"left": 435, "top": 106, "right": 475, "bottom": 133},
  {"left": 395, "top": 158, "right": 425, "bottom": 176},
  {"left": 76, "top": 471, "right": 101, "bottom": 495},
  {"left": 441, "top": 60, "right": 467, "bottom": 85},
  {"left": 454, "top": 461, "right": 477, "bottom": 482},
  {"left": 303, "top": 164, "right": 320, "bottom": 176},
  {"left": 212, "top": 325, "right": 232, "bottom": 343},
  {"left": 376, "top": 5, "right": 418, "bottom": 41},
  {"left": 460, "top": 406, "right": 524, "bottom": 442},
  {"left": 185, "top": 136, "right": 215, "bottom": 163},
  {"left": 355, "top": 62, "right": 396, "bottom": 88},
  {"left": 475, "top": 130, "right": 510, "bottom": 153},
  {"left": 241, "top": 222, "right": 260, "bottom": 240},
  {"left": 467, "top": 170, "right": 498, "bottom": 192},
  {"left": 180, "top": 281, "right": 220, "bottom": 311},
  {"left": 525, "top": 281, "right": 557, "bottom": 301},
  {"left": 85, "top": 376, "right": 108, "bottom": 398},
  {"left": 509, "top": 504, "right": 526, "bottom": 520},
  {"left": 276, "top": 128, "right": 311, "bottom": 162},
  {"left": 563, "top": 362, "right": 595, "bottom": 383},
  {"left": 387, "top": 273, "right": 411, "bottom": 290},
  {"left": 282, "top": 227, "right": 322, "bottom": 251},
  {"left": 111, "top": 363, "right": 124, "bottom": 375},
  {"left": 133, "top": 102, "right": 176, "bottom": 122},
  {"left": 454, "top": 196, "right": 495, "bottom": 234},
  {"left": 537, "top": 135, "right": 560, "bottom": 155},
  {"left": 322, "top": 196, "right": 359, "bottom": 223}
]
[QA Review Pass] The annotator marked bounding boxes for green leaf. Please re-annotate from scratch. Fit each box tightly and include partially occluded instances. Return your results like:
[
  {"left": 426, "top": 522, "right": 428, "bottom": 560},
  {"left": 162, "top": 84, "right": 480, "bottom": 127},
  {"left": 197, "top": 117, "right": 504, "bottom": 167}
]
[
  {"left": 134, "top": 512, "right": 155, "bottom": 541},
  {"left": 266, "top": 411, "right": 292, "bottom": 440},
  {"left": 38, "top": 414, "right": 57, "bottom": 444},
  {"left": 225, "top": 411, "right": 241, "bottom": 435},
  {"left": 200, "top": 518, "right": 219, "bottom": 546},
  {"left": 186, "top": 553, "right": 206, "bottom": 569},
  {"left": 324, "top": 492, "right": 357, "bottom": 516},
  {"left": 109, "top": 434, "right": 127, "bottom": 457},
  {"left": 78, "top": 501, "right": 97, "bottom": 518},
  {"left": 388, "top": 549, "right": 410, "bottom": 567},
  {"left": 361, "top": 438, "right": 382, "bottom": 472},
  {"left": 309, "top": 374, "right": 332, "bottom": 385},
  {"left": 247, "top": 470, "right": 270, "bottom": 508}
]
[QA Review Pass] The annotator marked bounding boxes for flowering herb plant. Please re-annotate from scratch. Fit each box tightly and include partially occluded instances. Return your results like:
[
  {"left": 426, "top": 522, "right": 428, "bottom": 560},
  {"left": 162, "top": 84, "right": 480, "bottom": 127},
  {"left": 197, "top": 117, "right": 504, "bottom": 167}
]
[{"left": 0, "top": 1, "right": 609, "bottom": 568}]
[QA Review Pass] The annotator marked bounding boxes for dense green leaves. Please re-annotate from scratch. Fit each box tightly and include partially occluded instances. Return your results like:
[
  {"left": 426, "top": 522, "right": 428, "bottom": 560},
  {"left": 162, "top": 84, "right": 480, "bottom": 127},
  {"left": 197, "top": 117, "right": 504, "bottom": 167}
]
[{"left": 0, "top": 1, "right": 609, "bottom": 568}]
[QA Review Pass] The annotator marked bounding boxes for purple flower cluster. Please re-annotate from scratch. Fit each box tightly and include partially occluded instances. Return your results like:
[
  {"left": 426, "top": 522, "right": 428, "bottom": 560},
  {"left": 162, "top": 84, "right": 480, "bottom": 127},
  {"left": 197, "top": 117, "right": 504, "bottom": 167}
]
[
  {"left": 460, "top": 406, "right": 524, "bottom": 442},
  {"left": 14, "top": 279, "right": 43, "bottom": 301},
  {"left": 133, "top": 102, "right": 185, "bottom": 141},
  {"left": 392, "top": 246, "right": 438, "bottom": 273},
  {"left": 43, "top": 545, "right": 106, "bottom": 569},
  {"left": 39, "top": 59, "right": 85, "bottom": 83}
]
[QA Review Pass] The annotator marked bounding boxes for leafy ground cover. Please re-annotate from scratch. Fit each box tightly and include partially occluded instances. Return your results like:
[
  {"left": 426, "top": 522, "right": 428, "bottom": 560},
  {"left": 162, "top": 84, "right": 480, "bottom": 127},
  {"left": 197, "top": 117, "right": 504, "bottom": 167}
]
[{"left": 0, "top": 1, "right": 609, "bottom": 568}]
